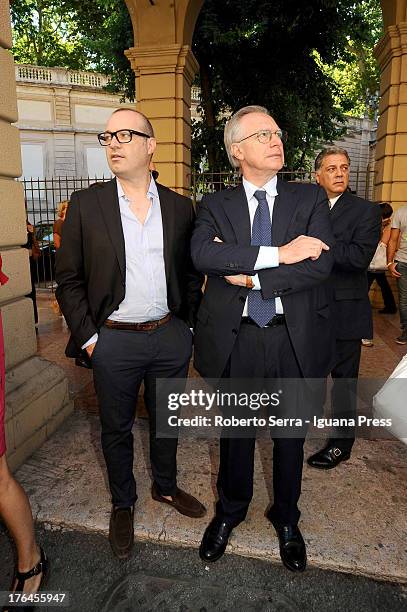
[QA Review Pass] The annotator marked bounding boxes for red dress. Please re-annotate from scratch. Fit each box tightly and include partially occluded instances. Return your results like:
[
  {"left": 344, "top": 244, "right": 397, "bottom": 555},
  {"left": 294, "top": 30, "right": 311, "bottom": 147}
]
[{"left": 0, "top": 255, "right": 9, "bottom": 457}]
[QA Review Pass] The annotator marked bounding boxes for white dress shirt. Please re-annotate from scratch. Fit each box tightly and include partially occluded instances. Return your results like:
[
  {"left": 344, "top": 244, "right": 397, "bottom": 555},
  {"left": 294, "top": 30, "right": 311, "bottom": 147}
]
[{"left": 329, "top": 195, "right": 342, "bottom": 209}]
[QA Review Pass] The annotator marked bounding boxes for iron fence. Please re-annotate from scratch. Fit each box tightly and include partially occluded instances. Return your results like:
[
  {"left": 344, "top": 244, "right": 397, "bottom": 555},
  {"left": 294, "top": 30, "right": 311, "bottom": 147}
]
[
  {"left": 22, "top": 176, "right": 111, "bottom": 288},
  {"left": 190, "top": 168, "right": 376, "bottom": 205},
  {"left": 21, "top": 168, "right": 376, "bottom": 289}
]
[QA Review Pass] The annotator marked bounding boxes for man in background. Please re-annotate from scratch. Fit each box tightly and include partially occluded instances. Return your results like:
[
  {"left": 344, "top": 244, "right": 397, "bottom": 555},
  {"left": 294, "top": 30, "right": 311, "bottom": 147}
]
[{"left": 308, "top": 147, "right": 381, "bottom": 470}]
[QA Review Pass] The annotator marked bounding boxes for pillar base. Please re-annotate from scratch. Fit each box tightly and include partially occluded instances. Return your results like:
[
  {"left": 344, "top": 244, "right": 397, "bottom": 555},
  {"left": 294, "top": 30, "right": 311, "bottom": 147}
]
[{"left": 5, "top": 356, "right": 73, "bottom": 471}]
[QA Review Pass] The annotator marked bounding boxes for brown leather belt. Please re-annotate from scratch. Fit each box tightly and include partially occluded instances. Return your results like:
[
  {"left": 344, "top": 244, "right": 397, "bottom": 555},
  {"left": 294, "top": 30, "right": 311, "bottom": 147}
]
[
  {"left": 104, "top": 312, "right": 172, "bottom": 331},
  {"left": 241, "top": 314, "right": 286, "bottom": 328}
]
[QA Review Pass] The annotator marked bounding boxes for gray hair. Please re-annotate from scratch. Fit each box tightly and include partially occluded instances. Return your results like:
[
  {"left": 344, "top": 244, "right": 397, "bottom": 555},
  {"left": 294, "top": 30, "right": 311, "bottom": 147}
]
[
  {"left": 111, "top": 107, "right": 155, "bottom": 138},
  {"left": 224, "top": 105, "right": 270, "bottom": 169},
  {"left": 314, "top": 147, "right": 350, "bottom": 172}
]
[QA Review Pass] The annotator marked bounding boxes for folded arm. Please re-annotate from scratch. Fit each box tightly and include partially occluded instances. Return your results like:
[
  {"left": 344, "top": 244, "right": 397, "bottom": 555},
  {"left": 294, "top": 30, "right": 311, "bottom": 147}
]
[
  {"left": 257, "top": 194, "right": 334, "bottom": 299},
  {"left": 191, "top": 198, "right": 260, "bottom": 275}
]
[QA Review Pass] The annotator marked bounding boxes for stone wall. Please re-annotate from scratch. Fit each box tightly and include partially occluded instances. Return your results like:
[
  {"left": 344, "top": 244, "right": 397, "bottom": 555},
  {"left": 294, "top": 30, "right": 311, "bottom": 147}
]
[{"left": 0, "top": 2, "right": 73, "bottom": 471}]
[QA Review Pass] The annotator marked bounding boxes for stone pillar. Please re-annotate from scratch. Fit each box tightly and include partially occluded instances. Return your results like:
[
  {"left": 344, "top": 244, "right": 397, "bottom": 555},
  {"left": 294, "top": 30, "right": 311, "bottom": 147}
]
[
  {"left": 124, "top": 0, "right": 204, "bottom": 195},
  {"left": 125, "top": 45, "right": 198, "bottom": 194},
  {"left": 0, "top": 1, "right": 72, "bottom": 470},
  {"left": 374, "top": 1, "right": 407, "bottom": 209}
]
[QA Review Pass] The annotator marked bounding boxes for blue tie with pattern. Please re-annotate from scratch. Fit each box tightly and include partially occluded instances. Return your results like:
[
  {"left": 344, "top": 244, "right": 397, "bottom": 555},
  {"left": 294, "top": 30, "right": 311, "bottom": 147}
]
[{"left": 248, "top": 190, "right": 276, "bottom": 327}]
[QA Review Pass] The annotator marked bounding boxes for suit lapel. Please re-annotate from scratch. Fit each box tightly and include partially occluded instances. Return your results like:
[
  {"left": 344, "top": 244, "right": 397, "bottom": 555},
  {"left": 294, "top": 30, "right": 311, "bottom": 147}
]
[
  {"left": 330, "top": 192, "right": 347, "bottom": 219},
  {"left": 157, "top": 183, "right": 175, "bottom": 283},
  {"left": 271, "top": 179, "right": 298, "bottom": 245},
  {"left": 221, "top": 184, "right": 251, "bottom": 244},
  {"left": 95, "top": 179, "right": 125, "bottom": 279}
]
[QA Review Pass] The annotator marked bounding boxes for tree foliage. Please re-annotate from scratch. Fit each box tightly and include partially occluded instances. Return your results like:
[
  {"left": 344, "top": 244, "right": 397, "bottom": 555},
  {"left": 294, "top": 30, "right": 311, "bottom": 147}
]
[
  {"left": 192, "top": 0, "right": 383, "bottom": 171},
  {"left": 316, "top": 0, "right": 382, "bottom": 119},
  {"left": 11, "top": 0, "right": 383, "bottom": 170},
  {"left": 11, "top": 0, "right": 134, "bottom": 97},
  {"left": 11, "top": 0, "right": 87, "bottom": 68}
]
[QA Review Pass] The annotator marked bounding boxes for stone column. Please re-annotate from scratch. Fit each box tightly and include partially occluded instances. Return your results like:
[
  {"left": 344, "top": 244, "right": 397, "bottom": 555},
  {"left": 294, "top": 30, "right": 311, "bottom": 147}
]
[
  {"left": 374, "top": 4, "right": 407, "bottom": 209},
  {"left": 0, "top": 1, "right": 72, "bottom": 470},
  {"left": 124, "top": 0, "right": 204, "bottom": 194},
  {"left": 125, "top": 45, "right": 198, "bottom": 194}
]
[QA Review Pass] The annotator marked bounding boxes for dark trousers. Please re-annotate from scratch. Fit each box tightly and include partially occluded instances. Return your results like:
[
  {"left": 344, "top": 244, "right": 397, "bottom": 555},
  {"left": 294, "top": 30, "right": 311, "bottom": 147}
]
[
  {"left": 329, "top": 338, "right": 362, "bottom": 452},
  {"left": 92, "top": 316, "right": 192, "bottom": 508},
  {"left": 216, "top": 322, "right": 308, "bottom": 527},
  {"left": 367, "top": 271, "right": 396, "bottom": 312}
]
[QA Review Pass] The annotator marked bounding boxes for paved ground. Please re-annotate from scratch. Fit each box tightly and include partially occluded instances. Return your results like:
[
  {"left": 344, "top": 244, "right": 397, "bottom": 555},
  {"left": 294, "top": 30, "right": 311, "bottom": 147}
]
[
  {"left": 1, "top": 526, "right": 406, "bottom": 612},
  {"left": 2, "top": 292, "right": 406, "bottom": 610}
]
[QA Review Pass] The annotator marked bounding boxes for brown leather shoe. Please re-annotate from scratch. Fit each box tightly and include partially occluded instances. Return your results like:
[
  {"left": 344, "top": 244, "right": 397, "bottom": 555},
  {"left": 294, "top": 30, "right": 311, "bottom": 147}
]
[
  {"left": 109, "top": 506, "right": 134, "bottom": 559},
  {"left": 151, "top": 483, "right": 206, "bottom": 518}
]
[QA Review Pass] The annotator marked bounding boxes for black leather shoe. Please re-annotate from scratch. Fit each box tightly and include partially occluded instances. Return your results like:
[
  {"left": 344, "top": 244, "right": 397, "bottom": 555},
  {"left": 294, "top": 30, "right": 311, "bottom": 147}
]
[
  {"left": 199, "top": 516, "right": 234, "bottom": 563},
  {"left": 269, "top": 520, "right": 306, "bottom": 572},
  {"left": 109, "top": 506, "right": 134, "bottom": 559},
  {"left": 307, "top": 445, "right": 351, "bottom": 469}
]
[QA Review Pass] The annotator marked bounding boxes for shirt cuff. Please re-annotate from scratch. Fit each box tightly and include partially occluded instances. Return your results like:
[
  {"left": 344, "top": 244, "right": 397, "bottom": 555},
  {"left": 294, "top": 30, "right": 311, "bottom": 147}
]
[
  {"left": 252, "top": 274, "right": 261, "bottom": 290},
  {"left": 81, "top": 333, "right": 98, "bottom": 350},
  {"left": 254, "top": 246, "right": 279, "bottom": 270}
]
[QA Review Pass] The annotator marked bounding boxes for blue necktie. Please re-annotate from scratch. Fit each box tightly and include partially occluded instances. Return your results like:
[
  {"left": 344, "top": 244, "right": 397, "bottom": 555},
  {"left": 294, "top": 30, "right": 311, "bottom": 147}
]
[{"left": 248, "top": 190, "right": 276, "bottom": 327}]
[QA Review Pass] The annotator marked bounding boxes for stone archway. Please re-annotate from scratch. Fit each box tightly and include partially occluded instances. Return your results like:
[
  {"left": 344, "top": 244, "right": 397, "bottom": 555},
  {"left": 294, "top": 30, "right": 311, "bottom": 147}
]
[
  {"left": 374, "top": 0, "right": 407, "bottom": 208},
  {"left": 124, "top": 0, "right": 204, "bottom": 194}
]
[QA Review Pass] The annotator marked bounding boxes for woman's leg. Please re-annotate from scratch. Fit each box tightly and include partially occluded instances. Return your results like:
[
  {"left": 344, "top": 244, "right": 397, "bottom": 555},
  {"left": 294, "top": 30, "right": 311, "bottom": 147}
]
[{"left": 0, "top": 454, "right": 42, "bottom": 591}]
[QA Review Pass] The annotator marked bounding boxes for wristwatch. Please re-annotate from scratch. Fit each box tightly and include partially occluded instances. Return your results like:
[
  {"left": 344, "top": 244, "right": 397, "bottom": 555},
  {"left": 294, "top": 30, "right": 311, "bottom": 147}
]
[{"left": 246, "top": 275, "right": 255, "bottom": 289}]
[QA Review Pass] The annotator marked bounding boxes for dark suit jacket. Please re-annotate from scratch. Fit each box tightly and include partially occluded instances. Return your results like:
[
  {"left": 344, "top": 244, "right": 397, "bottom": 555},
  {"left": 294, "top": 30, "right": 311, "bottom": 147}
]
[
  {"left": 328, "top": 191, "right": 381, "bottom": 340},
  {"left": 55, "top": 179, "right": 203, "bottom": 358},
  {"left": 191, "top": 179, "right": 335, "bottom": 379}
]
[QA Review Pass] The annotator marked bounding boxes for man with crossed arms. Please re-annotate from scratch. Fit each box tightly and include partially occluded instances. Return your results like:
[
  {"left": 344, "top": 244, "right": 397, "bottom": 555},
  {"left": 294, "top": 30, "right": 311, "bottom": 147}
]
[{"left": 191, "top": 105, "right": 335, "bottom": 572}]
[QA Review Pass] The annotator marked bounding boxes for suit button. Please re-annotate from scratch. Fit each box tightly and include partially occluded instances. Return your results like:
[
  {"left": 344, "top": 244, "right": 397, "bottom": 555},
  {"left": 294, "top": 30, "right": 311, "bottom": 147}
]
[
  {"left": 232, "top": 329, "right": 238, "bottom": 335},
  {"left": 239, "top": 296, "right": 245, "bottom": 303}
]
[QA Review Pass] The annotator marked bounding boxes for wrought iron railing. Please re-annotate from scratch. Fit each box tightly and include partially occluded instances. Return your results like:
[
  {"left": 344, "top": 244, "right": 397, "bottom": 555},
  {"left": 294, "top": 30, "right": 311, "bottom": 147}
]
[{"left": 20, "top": 168, "right": 376, "bottom": 288}]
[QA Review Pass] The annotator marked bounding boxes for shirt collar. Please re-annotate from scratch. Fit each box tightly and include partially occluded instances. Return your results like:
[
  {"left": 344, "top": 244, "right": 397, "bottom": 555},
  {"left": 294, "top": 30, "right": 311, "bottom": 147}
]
[
  {"left": 116, "top": 175, "right": 158, "bottom": 201},
  {"left": 329, "top": 194, "right": 342, "bottom": 209},
  {"left": 242, "top": 175, "right": 278, "bottom": 202}
]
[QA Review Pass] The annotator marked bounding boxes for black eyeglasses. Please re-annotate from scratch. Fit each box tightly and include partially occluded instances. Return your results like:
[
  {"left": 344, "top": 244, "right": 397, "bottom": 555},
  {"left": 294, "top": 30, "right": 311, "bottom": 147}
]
[
  {"left": 98, "top": 129, "right": 151, "bottom": 146},
  {"left": 236, "top": 129, "right": 288, "bottom": 144}
]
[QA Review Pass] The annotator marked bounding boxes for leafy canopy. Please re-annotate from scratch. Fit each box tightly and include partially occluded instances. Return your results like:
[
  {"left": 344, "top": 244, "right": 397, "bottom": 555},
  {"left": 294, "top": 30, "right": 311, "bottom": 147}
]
[{"left": 11, "top": 0, "right": 383, "bottom": 170}]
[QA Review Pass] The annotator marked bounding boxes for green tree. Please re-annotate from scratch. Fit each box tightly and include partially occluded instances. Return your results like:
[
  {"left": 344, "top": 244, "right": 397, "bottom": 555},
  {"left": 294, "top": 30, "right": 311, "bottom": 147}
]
[
  {"left": 11, "top": 0, "right": 383, "bottom": 170},
  {"left": 192, "top": 0, "right": 383, "bottom": 171},
  {"left": 316, "top": 0, "right": 382, "bottom": 119},
  {"left": 11, "top": 0, "right": 88, "bottom": 68},
  {"left": 11, "top": 0, "right": 134, "bottom": 99}
]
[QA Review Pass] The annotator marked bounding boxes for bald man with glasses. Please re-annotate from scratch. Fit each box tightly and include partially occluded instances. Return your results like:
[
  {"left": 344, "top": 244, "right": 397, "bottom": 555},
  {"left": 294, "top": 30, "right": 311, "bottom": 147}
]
[{"left": 56, "top": 108, "right": 206, "bottom": 560}]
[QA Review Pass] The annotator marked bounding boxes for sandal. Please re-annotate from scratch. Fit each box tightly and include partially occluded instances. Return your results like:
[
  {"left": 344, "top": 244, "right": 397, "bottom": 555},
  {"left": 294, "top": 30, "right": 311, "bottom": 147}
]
[{"left": 3, "top": 548, "right": 49, "bottom": 612}]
